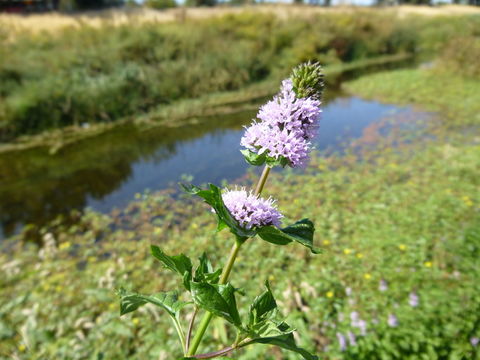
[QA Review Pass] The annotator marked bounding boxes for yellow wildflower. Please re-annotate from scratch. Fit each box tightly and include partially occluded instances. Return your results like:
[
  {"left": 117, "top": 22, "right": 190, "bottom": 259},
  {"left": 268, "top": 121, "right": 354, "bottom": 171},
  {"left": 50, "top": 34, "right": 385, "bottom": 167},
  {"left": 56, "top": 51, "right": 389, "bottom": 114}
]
[
  {"left": 322, "top": 240, "right": 331, "bottom": 246},
  {"left": 18, "top": 344, "right": 26, "bottom": 352},
  {"left": 398, "top": 244, "right": 407, "bottom": 251},
  {"left": 424, "top": 261, "right": 432, "bottom": 268},
  {"left": 364, "top": 273, "right": 372, "bottom": 280},
  {"left": 59, "top": 242, "right": 71, "bottom": 250},
  {"left": 343, "top": 248, "right": 352, "bottom": 255},
  {"left": 326, "top": 291, "right": 334, "bottom": 298},
  {"left": 132, "top": 318, "right": 140, "bottom": 325},
  {"left": 356, "top": 253, "right": 363, "bottom": 259}
]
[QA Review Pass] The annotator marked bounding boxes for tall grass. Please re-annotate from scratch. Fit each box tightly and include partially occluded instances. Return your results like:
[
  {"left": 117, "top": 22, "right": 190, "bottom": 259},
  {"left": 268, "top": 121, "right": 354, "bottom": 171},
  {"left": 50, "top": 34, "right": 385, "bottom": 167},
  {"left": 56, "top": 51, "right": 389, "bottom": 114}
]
[{"left": 0, "top": 11, "right": 478, "bottom": 140}]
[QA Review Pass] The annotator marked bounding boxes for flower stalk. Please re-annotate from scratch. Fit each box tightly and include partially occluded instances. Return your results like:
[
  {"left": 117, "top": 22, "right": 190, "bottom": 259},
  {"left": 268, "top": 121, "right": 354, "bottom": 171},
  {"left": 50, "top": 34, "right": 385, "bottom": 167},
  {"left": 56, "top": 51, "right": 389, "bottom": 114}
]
[
  {"left": 117, "top": 62, "right": 324, "bottom": 360},
  {"left": 187, "top": 165, "right": 271, "bottom": 356}
]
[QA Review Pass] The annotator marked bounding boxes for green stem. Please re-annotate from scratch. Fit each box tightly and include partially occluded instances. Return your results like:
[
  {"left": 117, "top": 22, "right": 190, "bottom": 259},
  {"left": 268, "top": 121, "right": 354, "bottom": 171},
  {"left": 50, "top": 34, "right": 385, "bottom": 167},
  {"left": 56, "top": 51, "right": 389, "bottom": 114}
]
[
  {"left": 172, "top": 316, "right": 187, "bottom": 354},
  {"left": 254, "top": 165, "right": 271, "bottom": 196},
  {"left": 187, "top": 164, "right": 272, "bottom": 356},
  {"left": 187, "top": 240, "right": 243, "bottom": 356}
]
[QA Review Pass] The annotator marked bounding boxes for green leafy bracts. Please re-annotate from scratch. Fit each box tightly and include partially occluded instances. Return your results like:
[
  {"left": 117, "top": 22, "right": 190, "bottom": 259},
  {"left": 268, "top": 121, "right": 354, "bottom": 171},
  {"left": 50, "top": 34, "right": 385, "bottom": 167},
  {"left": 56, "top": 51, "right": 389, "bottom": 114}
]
[
  {"left": 180, "top": 183, "right": 255, "bottom": 240},
  {"left": 240, "top": 149, "right": 290, "bottom": 168},
  {"left": 181, "top": 183, "right": 320, "bottom": 254},
  {"left": 290, "top": 61, "right": 324, "bottom": 100}
]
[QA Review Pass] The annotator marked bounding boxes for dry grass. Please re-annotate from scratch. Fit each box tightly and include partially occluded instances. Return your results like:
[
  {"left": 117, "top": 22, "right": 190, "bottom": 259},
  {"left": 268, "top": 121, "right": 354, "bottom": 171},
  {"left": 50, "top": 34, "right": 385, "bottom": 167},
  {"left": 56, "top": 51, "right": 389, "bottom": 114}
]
[{"left": 1, "top": 4, "right": 479, "bottom": 37}]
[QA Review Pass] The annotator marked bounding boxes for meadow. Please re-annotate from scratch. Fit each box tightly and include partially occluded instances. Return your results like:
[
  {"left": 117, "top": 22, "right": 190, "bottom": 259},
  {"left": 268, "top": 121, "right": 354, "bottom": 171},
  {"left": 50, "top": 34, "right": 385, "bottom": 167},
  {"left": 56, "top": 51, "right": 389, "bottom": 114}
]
[{"left": 1, "top": 6, "right": 480, "bottom": 360}]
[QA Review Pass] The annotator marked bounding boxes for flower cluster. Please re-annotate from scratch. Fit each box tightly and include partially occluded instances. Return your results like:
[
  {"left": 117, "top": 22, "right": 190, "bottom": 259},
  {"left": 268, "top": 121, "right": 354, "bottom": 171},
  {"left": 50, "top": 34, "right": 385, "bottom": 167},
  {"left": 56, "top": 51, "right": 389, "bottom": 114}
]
[
  {"left": 221, "top": 188, "right": 283, "bottom": 230},
  {"left": 241, "top": 79, "right": 322, "bottom": 168}
]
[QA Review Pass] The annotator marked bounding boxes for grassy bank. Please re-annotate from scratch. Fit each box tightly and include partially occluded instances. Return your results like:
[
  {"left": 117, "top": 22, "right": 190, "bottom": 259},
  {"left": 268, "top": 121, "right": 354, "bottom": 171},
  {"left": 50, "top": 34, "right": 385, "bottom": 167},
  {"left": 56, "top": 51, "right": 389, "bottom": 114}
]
[
  {"left": 1, "top": 10, "right": 479, "bottom": 141},
  {"left": 0, "top": 53, "right": 411, "bottom": 154},
  {"left": 1, "top": 70, "right": 479, "bottom": 359},
  {"left": 344, "top": 68, "right": 480, "bottom": 127}
]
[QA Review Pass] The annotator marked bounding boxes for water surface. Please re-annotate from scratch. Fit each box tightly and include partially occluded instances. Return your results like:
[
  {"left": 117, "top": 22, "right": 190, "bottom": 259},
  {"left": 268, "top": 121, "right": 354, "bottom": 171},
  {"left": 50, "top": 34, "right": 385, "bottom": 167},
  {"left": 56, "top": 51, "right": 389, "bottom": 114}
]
[{"left": 0, "top": 94, "right": 420, "bottom": 239}]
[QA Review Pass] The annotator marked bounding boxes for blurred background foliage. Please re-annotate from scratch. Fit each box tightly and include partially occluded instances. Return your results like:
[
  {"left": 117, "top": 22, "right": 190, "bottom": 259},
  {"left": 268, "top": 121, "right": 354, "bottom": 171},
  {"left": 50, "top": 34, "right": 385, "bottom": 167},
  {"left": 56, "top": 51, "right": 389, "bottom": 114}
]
[{"left": 0, "top": 12, "right": 479, "bottom": 141}]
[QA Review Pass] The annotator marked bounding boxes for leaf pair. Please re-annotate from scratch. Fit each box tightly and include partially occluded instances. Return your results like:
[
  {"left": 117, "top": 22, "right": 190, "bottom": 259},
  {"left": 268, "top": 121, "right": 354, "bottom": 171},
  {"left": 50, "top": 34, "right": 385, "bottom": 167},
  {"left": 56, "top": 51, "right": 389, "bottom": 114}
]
[
  {"left": 181, "top": 183, "right": 321, "bottom": 254},
  {"left": 241, "top": 282, "right": 318, "bottom": 360},
  {"left": 190, "top": 282, "right": 241, "bottom": 327},
  {"left": 257, "top": 218, "right": 321, "bottom": 254},
  {"left": 240, "top": 149, "right": 290, "bottom": 168},
  {"left": 151, "top": 246, "right": 222, "bottom": 291}
]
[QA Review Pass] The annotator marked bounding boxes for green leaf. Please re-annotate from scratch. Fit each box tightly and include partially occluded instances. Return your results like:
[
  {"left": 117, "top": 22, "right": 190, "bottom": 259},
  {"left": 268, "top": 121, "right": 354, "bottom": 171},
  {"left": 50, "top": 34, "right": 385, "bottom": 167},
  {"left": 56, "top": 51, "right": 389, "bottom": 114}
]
[
  {"left": 194, "top": 252, "right": 222, "bottom": 284},
  {"left": 240, "top": 149, "right": 266, "bottom": 166},
  {"left": 249, "top": 281, "right": 277, "bottom": 326},
  {"left": 151, "top": 245, "right": 193, "bottom": 276},
  {"left": 242, "top": 323, "right": 318, "bottom": 360},
  {"left": 190, "top": 282, "right": 241, "bottom": 326},
  {"left": 257, "top": 219, "right": 321, "bottom": 254},
  {"left": 180, "top": 183, "right": 255, "bottom": 239},
  {"left": 241, "top": 149, "right": 290, "bottom": 168},
  {"left": 266, "top": 155, "right": 289, "bottom": 168},
  {"left": 117, "top": 288, "right": 187, "bottom": 316}
]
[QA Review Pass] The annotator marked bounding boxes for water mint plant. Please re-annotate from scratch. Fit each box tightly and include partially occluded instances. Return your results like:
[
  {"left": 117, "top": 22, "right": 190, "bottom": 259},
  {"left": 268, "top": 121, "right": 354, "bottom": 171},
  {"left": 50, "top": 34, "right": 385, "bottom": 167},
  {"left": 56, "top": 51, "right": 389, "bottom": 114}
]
[{"left": 117, "top": 62, "right": 324, "bottom": 359}]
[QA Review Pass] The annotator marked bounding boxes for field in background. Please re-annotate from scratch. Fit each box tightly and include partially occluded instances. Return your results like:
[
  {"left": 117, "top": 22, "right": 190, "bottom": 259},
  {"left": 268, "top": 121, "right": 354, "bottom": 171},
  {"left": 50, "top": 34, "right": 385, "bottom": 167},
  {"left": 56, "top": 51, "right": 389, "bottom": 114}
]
[
  {"left": 1, "top": 7, "right": 479, "bottom": 144},
  {"left": 1, "top": 5, "right": 480, "bottom": 36}
]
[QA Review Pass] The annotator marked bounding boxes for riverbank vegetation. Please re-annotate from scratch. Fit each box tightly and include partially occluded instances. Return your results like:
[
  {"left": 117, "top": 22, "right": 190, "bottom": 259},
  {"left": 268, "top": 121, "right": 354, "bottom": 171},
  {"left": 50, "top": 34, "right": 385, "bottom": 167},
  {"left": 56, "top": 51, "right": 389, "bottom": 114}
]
[{"left": 1, "top": 10, "right": 479, "bottom": 143}]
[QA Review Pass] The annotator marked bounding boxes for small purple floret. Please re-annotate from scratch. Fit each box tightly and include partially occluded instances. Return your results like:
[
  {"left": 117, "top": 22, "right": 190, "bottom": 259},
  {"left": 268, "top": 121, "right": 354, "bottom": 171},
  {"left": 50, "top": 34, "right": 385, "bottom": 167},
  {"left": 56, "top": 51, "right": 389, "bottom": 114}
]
[
  {"left": 471, "top": 337, "right": 479, "bottom": 347},
  {"left": 347, "top": 331, "right": 357, "bottom": 346},
  {"left": 379, "top": 279, "right": 388, "bottom": 292},
  {"left": 388, "top": 314, "right": 398, "bottom": 328},
  {"left": 336, "top": 332, "right": 347, "bottom": 351},
  {"left": 409, "top": 292, "right": 419, "bottom": 307},
  {"left": 221, "top": 188, "right": 283, "bottom": 230},
  {"left": 241, "top": 79, "right": 322, "bottom": 168}
]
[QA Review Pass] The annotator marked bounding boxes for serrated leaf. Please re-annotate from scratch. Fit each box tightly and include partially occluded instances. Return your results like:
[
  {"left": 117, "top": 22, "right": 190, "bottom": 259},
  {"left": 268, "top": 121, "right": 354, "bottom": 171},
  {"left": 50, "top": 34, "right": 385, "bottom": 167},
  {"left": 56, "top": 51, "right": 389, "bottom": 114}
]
[
  {"left": 194, "top": 252, "right": 222, "bottom": 284},
  {"left": 151, "top": 245, "right": 193, "bottom": 275},
  {"left": 242, "top": 323, "right": 318, "bottom": 360},
  {"left": 190, "top": 282, "right": 241, "bottom": 327},
  {"left": 240, "top": 149, "right": 267, "bottom": 166},
  {"left": 180, "top": 183, "right": 255, "bottom": 239},
  {"left": 249, "top": 281, "right": 277, "bottom": 326},
  {"left": 257, "top": 219, "right": 321, "bottom": 254},
  {"left": 117, "top": 288, "right": 187, "bottom": 316}
]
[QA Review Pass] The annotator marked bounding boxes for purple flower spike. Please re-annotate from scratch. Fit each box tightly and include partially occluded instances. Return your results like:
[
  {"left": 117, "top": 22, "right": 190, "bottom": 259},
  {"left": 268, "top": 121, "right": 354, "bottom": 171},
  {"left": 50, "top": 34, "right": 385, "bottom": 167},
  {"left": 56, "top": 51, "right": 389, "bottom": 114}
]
[
  {"left": 347, "top": 331, "right": 357, "bottom": 346},
  {"left": 221, "top": 188, "right": 283, "bottom": 230},
  {"left": 471, "top": 337, "right": 479, "bottom": 347},
  {"left": 409, "top": 292, "right": 419, "bottom": 307},
  {"left": 336, "top": 332, "right": 347, "bottom": 351},
  {"left": 379, "top": 279, "right": 388, "bottom": 292},
  {"left": 241, "top": 79, "right": 322, "bottom": 168},
  {"left": 357, "top": 320, "right": 367, "bottom": 336},
  {"left": 388, "top": 314, "right": 398, "bottom": 328}
]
